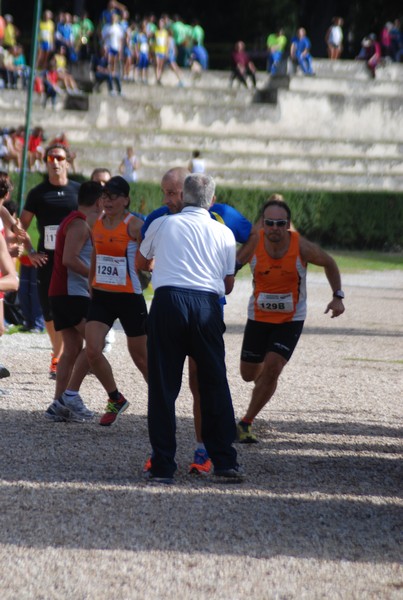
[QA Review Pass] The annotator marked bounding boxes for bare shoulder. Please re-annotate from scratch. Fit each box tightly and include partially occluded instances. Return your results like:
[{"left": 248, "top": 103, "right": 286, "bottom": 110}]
[
  {"left": 128, "top": 214, "right": 144, "bottom": 241},
  {"left": 299, "top": 235, "right": 333, "bottom": 266}
]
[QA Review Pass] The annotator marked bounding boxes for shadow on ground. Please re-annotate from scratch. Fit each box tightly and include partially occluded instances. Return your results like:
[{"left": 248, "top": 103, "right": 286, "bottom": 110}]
[{"left": 0, "top": 410, "right": 400, "bottom": 563}]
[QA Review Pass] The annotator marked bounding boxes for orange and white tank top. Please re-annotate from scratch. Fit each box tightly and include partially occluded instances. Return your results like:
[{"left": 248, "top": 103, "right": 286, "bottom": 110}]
[
  {"left": 248, "top": 230, "right": 307, "bottom": 323},
  {"left": 92, "top": 213, "right": 142, "bottom": 294}
]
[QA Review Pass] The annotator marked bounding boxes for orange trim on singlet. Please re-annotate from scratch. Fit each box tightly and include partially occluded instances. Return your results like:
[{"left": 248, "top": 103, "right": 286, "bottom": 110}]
[{"left": 91, "top": 213, "right": 135, "bottom": 293}]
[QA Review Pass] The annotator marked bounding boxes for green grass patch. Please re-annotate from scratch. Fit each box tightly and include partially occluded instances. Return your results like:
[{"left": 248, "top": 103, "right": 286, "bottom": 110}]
[
  {"left": 309, "top": 250, "right": 403, "bottom": 273},
  {"left": 236, "top": 249, "right": 402, "bottom": 278}
]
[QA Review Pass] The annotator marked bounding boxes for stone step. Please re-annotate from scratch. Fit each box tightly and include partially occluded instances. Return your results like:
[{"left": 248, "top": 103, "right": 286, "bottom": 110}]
[
  {"left": 73, "top": 140, "right": 403, "bottom": 175},
  {"left": 288, "top": 75, "right": 403, "bottom": 97},
  {"left": 2, "top": 82, "right": 403, "bottom": 144}
]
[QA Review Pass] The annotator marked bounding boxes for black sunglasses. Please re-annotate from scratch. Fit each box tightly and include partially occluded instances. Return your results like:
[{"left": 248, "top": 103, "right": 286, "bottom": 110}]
[{"left": 264, "top": 218, "right": 288, "bottom": 228}]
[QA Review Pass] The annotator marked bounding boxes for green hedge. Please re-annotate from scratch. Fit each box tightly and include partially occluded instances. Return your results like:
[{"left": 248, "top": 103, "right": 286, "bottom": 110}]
[{"left": 11, "top": 174, "right": 403, "bottom": 250}]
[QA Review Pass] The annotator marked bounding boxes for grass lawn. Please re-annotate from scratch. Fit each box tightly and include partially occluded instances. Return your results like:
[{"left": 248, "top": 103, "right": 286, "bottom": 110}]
[
  {"left": 309, "top": 250, "right": 403, "bottom": 273},
  {"left": 235, "top": 249, "right": 402, "bottom": 278}
]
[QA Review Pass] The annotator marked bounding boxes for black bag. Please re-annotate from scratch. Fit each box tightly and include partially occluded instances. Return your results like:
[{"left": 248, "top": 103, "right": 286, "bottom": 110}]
[
  {"left": 64, "top": 94, "right": 89, "bottom": 111},
  {"left": 4, "top": 291, "right": 25, "bottom": 326}
]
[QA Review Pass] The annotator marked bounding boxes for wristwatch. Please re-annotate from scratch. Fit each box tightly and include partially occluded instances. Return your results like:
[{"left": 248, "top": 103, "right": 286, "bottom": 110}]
[{"left": 333, "top": 290, "right": 345, "bottom": 299}]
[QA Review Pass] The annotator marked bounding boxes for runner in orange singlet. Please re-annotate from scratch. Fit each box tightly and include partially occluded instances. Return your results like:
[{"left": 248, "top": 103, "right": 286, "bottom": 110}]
[
  {"left": 86, "top": 176, "right": 148, "bottom": 426},
  {"left": 237, "top": 197, "right": 345, "bottom": 443}
]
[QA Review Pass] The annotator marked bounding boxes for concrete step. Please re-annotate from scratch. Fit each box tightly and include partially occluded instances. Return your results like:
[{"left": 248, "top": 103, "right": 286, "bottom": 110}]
[
  {"left": 288, "top": 75, "right": 403, "bottom": 97},
  {"left": 306, "top": 58, "right": 403, "bottom": 81},
  {"left": 2, "top": 81, "right": 403, "bottom": 144},
  {"left": 72, "top": 140, "right": 403, "bottom": 175}
]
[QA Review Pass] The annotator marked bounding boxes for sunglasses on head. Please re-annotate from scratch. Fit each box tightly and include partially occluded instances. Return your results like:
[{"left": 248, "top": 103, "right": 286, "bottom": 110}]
[
  {"left": 264, "top": 218, "right": 288, "bottom": 228},
  {"left": 47, "top": 155, "right": 66, "bottom": 163}
]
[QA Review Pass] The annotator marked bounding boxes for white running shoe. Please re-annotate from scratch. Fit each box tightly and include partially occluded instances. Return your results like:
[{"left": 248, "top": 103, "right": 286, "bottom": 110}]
[{"left": 61, "top": 393, "right": 94, "bottom": 421}]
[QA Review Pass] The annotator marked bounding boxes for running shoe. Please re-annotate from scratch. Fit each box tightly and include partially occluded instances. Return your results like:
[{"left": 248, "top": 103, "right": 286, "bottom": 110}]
[
  {"left": 143, "top": 456, "right": 152, "bottom": 473},
  {"left": 236, "top": 420, "right": 259, "bottom": 444},
  {"left": 0, "top": 363, "right": 10, "bottom": 379},
  {"left": 49, "top": 355, "right": 59, "bottom": 380},
  {"left": 189, "top": 448, "right": 212, "bottom": 475},
  {"left": 144, "top": 471, "right": 174, "bottom": 485},
  {"left": 61, "top": 393, "right": 94, "bottom": 421},
  {"left": 44, "top": 399, "right": 70, "bottom": 422},
  {"left": 213, "top": 465, "right": 245, "bottom": 483},
  {"left": 99, "top": 393, "right": 129, "bottom": 426}
]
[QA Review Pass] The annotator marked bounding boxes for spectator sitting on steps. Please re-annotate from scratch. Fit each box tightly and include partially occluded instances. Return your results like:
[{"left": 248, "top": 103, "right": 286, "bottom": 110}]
[
  {"left": 291, "top": 28, "right": 315, "bottom": 76},
  {"left": 356, "top": 34, "right": 382, "bottom": 78}
]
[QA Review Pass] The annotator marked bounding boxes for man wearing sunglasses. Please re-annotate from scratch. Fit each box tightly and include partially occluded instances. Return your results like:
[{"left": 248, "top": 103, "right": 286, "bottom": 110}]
[
  {"left": 237, "top": 198, "right": 345, "bottom": 443},
  {"left": 20, "top": 143, "right": 80, "bottom": 380}
]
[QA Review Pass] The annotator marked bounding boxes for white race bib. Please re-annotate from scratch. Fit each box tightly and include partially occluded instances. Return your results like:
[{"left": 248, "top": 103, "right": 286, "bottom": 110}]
[
  {"left": 44, "top": 225, "right": 59, "bottom": 250},
  {"left": 257, "top": 292, "right": 294, "bottom": 313},
  {"left": 95, "top": 255, "right": 126, "bottom": 286}
]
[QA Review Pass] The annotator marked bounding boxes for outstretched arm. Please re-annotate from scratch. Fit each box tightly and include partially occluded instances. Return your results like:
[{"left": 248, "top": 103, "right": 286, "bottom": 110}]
[{"left": 299, "top": 236, "right": 345, "bottom": 318}]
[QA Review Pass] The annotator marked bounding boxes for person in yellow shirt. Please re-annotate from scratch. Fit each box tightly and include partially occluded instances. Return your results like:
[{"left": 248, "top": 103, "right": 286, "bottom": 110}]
[
  {"left": 154, "top": 17, "right": 168, "bottom": 84},
  {"left": 3, "top": 15, "right": 19, "bottom": 50},
  {"left": 37, "top": 10, "right": 55, "bottom": 69}
]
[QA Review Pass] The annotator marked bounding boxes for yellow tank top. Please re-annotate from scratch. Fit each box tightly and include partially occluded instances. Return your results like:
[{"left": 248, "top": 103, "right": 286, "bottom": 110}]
[{"left": 154, "top": 29, "right": 168, "bottom": 54}]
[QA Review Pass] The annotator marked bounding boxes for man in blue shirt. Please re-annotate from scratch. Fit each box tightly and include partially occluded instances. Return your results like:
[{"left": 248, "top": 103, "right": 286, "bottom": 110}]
[{"left": 294, "top": 27, "right": 314, "bottom": 75}]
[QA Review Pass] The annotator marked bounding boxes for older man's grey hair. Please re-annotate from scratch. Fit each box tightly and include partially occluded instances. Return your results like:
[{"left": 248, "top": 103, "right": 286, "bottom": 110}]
[{"left": 183, "top": 173, "right": 216, "bottom": 209}]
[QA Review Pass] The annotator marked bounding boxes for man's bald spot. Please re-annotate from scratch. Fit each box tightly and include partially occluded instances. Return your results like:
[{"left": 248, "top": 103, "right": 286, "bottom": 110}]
[{"left": 161, "top": 167, "right": 189, "bottom": 189}]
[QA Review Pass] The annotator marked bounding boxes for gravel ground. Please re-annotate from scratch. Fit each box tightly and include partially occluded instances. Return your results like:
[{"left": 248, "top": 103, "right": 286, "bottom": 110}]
[{"left": 0, "top": 270, "right": 401, "bottom": 599}]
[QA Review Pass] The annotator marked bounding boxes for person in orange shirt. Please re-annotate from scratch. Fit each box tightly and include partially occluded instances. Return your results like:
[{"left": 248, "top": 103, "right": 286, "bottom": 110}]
[
  {"left": 237, "top": 197, "right": 345, "bottom": 443},
  {"left": 86, "top": 176, "right": 147, "bottom": 426}
]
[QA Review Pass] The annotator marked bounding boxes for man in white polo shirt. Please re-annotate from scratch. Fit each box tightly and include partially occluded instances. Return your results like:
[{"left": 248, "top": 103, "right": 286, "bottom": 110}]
[{"left": 138, "top": 173, "right": 243, "bottom": 484}]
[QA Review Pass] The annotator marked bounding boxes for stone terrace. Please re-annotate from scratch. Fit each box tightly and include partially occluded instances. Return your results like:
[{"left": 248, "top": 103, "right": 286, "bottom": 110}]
[{"left": 1, "top": 58, "right": 403, "bottom": 191}]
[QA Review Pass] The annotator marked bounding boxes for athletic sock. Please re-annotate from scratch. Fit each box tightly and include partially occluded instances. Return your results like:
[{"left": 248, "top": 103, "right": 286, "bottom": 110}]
[
  {"left": 108, "top": 389, "right": 120, "bottom": 401},
  {"left": 64, "top": 389, "right": 79, "bottom": 398}
]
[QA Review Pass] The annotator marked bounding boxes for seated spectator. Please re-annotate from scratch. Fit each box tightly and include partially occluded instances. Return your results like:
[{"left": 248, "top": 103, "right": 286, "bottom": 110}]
[
  {"left": 28, "top": 127, "right": 46, "bottom": 172},
  {"left": 54, "top": 45, "right": 81, "bottom": 93},
  {"left": 292, "top": 28, "right": 314, "bottom": 75},
  {"left": 0, "top": 128, "right": 22, "bottom": 171},
  {"left": 356, "top": 34, "right": 382, "bottom": 78},
  {"left": 42, "top": 57, "right": 63, "bottom": 108},
  {"left": 189, "top": 43, "right": 209, "bottom": 78},
  {"left": 11, "top": 44, "right": 29, "bottom": 89},
  {"left": 230, "top": 40, "right": 256, "bottom": 89},
  {"left": 0, "top": 46, "right": 17, "bottom": 89},
  {"left": 267, "top": 28, "right": 287, "bottom": 75},
  {"left": 91, "top": 45, "right": 122, "bottom": 95}
]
